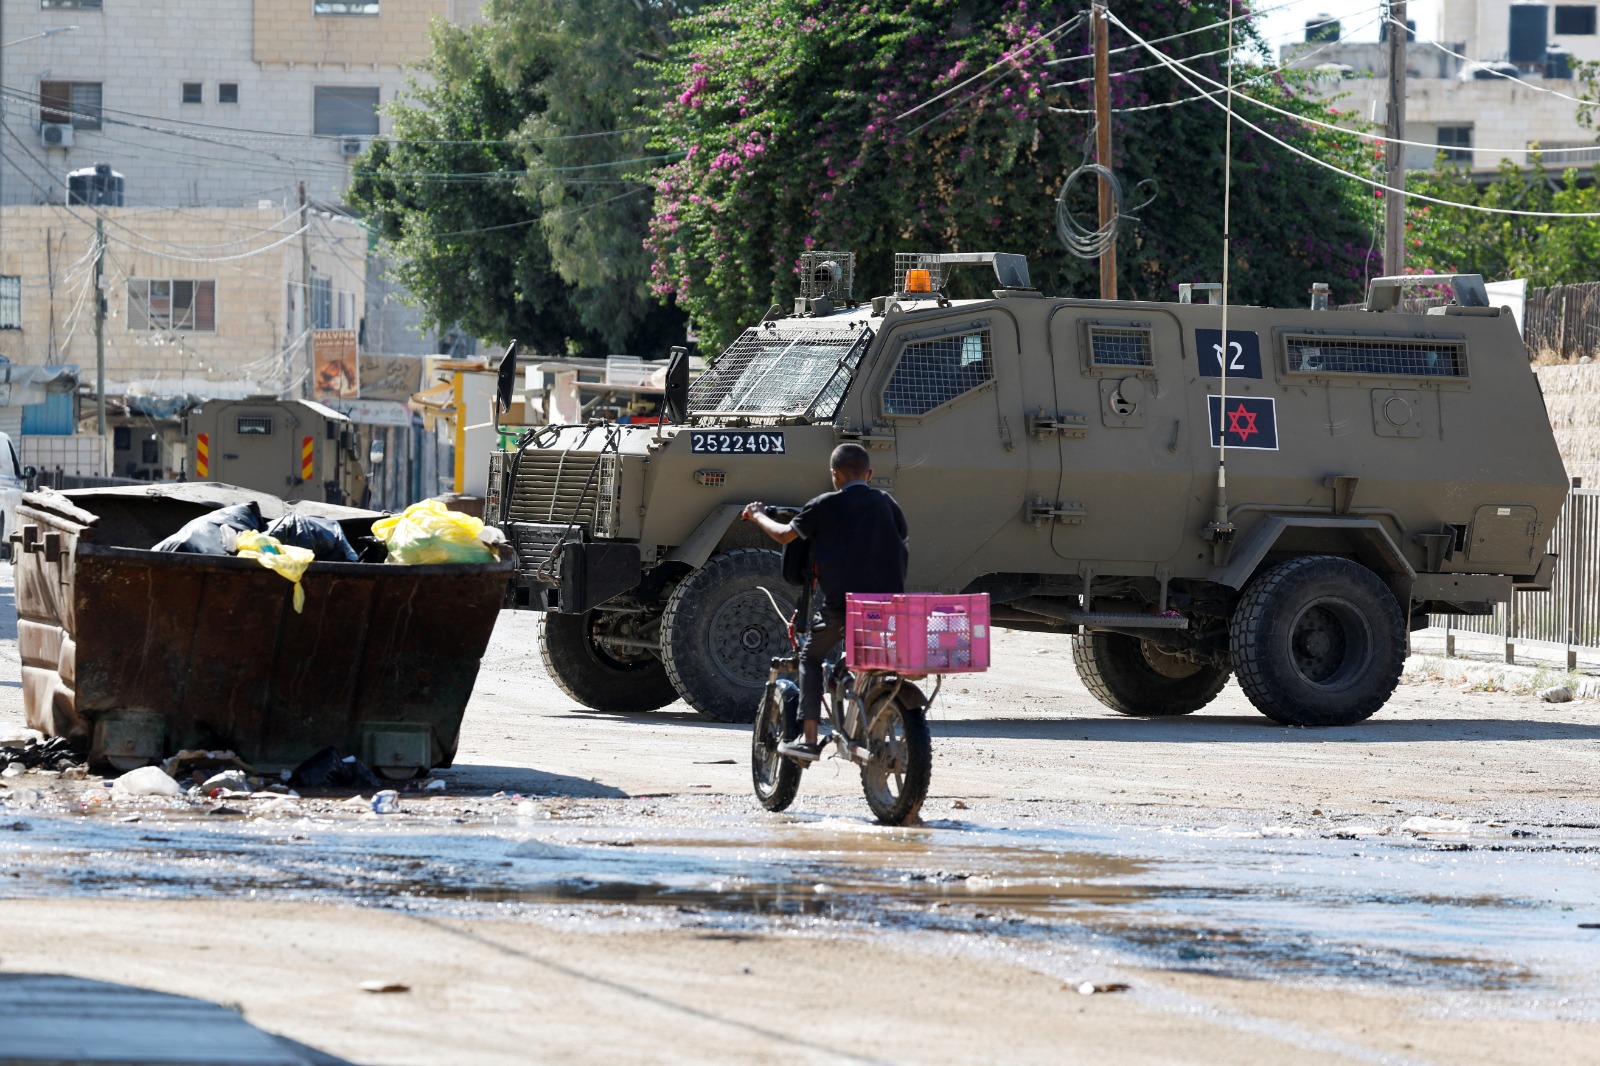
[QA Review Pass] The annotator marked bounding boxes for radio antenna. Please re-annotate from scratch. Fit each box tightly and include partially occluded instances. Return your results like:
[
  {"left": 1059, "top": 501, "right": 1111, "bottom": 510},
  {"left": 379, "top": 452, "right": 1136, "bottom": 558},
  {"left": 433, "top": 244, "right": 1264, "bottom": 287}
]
[{"left": 1204, "top": 1, "right": 1238, "bottom": 559}]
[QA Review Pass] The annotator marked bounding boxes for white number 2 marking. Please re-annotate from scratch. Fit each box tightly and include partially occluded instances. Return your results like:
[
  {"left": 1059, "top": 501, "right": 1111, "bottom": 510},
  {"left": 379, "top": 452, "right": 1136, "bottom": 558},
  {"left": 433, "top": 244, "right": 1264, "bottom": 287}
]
[{"left": 1212, "top": 341, "right": 1246, "bottom": 371}]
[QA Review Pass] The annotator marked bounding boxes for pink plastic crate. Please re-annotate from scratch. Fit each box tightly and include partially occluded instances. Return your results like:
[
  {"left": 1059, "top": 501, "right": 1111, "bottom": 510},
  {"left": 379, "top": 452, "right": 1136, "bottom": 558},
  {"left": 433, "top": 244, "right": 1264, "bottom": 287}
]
[{"left": 844, "top": 593, "right": 991, "bottom": 673}]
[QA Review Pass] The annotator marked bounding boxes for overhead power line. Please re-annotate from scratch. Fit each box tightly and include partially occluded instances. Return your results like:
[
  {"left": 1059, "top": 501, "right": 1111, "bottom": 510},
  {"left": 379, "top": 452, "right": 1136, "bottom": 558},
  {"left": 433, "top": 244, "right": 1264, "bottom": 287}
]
[{"left": 1109, "top": 11, "right": 1600, "bottom": 220}]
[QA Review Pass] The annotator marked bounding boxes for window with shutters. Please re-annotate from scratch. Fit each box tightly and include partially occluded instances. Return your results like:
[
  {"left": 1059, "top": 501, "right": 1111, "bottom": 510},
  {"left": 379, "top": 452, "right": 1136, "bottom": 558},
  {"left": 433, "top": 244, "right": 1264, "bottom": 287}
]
[
  {"left": 313, "top": 86, "right": 380, "bottom": 136},
  {"left": 126, "top": 279, "right": 216, "bottom": 332},
  {"left": 882, "top": 329, "right": 994, "bottom": 416},
  {"left": 0, "top": 276, "right": 20, "bottom": 330},
  {"left": 41, "top": 0, "right": 103, "bottom": 9},
  {"left": 39, "top": 81, "right": 102, "bottom": 130}
]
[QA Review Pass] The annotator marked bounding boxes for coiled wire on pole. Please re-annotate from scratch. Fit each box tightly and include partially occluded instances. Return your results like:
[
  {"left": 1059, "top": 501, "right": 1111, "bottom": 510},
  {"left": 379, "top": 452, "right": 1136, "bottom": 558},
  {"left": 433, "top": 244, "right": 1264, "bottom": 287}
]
[{"left": 1055, "top": 162, "right": 1155, "bottom": 260}]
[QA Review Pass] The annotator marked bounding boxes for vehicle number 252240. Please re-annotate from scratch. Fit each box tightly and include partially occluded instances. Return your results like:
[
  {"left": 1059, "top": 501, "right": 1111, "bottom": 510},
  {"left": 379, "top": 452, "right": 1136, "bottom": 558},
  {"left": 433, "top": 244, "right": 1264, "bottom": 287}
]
[{"left": 688, "top": 430, "right": 785, "bottom": 455}]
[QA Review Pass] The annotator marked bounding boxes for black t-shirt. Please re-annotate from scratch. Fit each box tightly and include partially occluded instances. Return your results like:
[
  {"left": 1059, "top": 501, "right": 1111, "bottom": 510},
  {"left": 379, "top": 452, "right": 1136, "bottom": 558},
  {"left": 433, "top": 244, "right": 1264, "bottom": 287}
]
[{"left": 790, "top": 482, "right": 908, "bottom": 611}]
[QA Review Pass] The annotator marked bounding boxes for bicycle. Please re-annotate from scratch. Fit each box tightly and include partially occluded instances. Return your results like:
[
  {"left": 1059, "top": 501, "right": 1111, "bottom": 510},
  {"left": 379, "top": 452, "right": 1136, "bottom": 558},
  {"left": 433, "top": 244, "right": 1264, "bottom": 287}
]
[{"left": 749, "top": 520, "right": 989, "bottom": 825}]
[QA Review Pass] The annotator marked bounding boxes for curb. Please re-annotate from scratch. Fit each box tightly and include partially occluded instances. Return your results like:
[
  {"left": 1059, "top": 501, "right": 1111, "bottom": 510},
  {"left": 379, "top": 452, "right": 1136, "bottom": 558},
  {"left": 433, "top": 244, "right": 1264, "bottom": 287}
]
[{"left": 1402, "top": 652, "right": 1600, "bottom": 700}]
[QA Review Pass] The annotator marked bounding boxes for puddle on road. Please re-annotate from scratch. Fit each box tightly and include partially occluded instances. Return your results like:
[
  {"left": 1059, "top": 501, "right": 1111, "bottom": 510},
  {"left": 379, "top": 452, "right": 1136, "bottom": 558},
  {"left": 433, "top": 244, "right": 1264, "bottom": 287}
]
[{"left": 2, "top": 802, "right": 1596, "bottom": 1017}]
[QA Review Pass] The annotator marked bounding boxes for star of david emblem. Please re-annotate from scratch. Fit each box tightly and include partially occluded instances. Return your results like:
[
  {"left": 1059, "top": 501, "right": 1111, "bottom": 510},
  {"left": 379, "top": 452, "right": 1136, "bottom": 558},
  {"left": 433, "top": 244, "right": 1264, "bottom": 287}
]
[{"left": 1226, "top": 402, "right": 1258, "bottom": 442}]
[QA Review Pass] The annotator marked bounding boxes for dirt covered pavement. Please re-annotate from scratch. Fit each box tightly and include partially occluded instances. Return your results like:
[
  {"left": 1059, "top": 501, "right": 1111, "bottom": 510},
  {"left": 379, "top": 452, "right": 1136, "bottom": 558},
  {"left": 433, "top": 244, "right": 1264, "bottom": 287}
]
[{"left": 2, "top": 567, "right": 1599, "bottom": 1064}]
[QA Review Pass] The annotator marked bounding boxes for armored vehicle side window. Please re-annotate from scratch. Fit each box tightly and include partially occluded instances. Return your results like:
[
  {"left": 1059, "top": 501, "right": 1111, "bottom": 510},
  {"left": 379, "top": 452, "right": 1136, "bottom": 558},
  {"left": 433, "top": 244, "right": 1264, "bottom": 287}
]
[
  {"left": 1283, "top": 334, "right": 1467, "bottom": 378},
  {"left": 1088, "top": 325, "right": 1153, "bottom": 367},
  {"left": 882, "top": 330, "right": 993, "bottom": 416},
  {"left": 236, "top": 417, "right": 273, "bottom": 436}
]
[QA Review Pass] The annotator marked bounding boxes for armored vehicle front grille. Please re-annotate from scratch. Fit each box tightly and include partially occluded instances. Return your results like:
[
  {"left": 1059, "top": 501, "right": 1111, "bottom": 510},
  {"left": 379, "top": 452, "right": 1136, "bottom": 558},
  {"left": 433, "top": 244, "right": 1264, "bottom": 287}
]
[
  {"left": 689, "top": 326, "right": 871, "bottom": 420},
  {"left": 510, "top": 522, "right": 570, "bottom": 579},
  {"left": 882, "top": 329, "right": 993, "bottom": 416},
  {"left": 1284, "top": 334, "right": 1467, "bottom": 377},
  {"left": 504, "top": 449, "right": 620, "bottom": 536},
  {"left": 1088, "top": 326, "right": 1153, "bottom": 367}
]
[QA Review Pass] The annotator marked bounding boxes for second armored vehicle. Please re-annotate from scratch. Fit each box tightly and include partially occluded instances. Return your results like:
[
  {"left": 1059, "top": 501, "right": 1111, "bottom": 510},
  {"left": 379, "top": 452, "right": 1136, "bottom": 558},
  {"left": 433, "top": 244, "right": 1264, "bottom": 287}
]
[{"left": 488, "top": 252, "right": 1567, "bottom": 727}]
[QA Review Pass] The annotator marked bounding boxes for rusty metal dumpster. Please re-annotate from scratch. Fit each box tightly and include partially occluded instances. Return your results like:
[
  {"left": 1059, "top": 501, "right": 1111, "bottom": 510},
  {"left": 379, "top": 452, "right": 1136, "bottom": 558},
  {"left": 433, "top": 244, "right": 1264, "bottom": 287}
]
[{"left": 11, "top": 483, "right": 512, "bottom": 777}]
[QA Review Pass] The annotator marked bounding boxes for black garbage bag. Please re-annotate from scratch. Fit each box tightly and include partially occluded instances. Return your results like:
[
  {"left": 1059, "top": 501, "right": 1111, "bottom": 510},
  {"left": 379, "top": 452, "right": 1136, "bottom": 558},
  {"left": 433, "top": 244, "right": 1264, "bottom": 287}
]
[
  {"left": 350, "top": 536, "right": 389, "bottom": 564},
  {"left": 265, "top": 514, "right": 360, "bottom": 562},
  {"left": 152, "top": 502, "right": 264, "bottom": 555},
  {"left": 290, "top": 746, "right": 384, "bottom": 790}
]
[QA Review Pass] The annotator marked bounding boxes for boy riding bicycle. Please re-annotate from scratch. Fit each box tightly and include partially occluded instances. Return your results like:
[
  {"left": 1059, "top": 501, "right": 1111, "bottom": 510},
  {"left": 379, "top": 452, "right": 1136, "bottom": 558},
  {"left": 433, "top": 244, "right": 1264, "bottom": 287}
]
[{"left": 742, "top": 442, "right": 909, "bottom": 761}]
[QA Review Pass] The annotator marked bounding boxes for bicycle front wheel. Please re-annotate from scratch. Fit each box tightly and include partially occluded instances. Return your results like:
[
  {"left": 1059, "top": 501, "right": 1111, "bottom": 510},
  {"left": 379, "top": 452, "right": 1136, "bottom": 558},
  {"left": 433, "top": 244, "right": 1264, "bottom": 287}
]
[
  {"left": 751, "top": 680, "right": 802, "bottom": 812},
  {"left": 859, "top": 694, "right": 931, "bottom": 826}
]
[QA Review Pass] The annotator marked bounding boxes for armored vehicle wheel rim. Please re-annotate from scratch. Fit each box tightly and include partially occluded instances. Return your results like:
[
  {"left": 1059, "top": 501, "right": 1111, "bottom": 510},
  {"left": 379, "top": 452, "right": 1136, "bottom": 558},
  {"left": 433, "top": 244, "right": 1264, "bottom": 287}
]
[
  {"left": 1288, "top": 601, "right": 1368, "bottom": 687},
  {"left": 710, "top": 591, "right": 788, "bottom": 688},
  {"left": 1139, "top": 643, "right": 1206, "bottom": 680}
]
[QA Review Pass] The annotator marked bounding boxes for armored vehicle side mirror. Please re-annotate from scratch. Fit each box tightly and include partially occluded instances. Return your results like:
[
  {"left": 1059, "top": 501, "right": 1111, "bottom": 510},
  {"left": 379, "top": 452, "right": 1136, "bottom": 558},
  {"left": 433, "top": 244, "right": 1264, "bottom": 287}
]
[
  {"left": 495, "top": 339, "right": 520, "bottom": 421},
  {"left": 663, "top": 346, "right": 690, "bottom": 425}
]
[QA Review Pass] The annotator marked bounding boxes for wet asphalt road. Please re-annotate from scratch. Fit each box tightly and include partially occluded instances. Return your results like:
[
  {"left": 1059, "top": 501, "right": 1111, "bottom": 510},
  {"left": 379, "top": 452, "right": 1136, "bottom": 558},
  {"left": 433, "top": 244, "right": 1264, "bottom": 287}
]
[{"left": 2, "top": 564, "right": 1600, "bottom": 1060}]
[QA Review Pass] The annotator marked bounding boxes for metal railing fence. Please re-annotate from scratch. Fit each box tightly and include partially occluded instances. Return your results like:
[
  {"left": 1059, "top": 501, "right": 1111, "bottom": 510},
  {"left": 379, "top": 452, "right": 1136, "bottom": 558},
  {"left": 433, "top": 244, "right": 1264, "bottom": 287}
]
[{"left": 1437, "top": 484, "right": 1599, "bottom": 667}]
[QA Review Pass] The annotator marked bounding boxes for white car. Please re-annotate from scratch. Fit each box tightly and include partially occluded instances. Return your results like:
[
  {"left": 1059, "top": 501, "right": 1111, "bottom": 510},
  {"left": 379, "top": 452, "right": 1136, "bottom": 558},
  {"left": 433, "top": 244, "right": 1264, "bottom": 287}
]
[{"left": 0, "top": 431, "right": 26, "bottom": 562}]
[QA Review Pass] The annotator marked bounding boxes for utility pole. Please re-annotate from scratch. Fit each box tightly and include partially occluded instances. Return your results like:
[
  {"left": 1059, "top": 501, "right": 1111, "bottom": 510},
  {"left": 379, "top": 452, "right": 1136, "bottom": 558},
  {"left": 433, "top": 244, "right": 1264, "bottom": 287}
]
[
  {"left": 94, "top": 214, "right": 106, "bottom": 440},
  {"left": 1092, "top": 0, "right": 1117, "bottom": 301},
  {"left": 1383, "top": 0, "right": 1408, "bottom": 276},
  {"left": 299, "top": 180, "right": 312, "bottom": 399}
]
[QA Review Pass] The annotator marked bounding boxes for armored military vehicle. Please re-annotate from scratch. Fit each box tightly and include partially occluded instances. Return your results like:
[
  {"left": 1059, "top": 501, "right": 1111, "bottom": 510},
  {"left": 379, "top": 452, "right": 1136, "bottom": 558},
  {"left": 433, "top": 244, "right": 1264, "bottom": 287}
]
[
  {"left": 184, "top": 397, "right": 365, "bottom": 506},
  {"left": 486, "top": 251, "right": 1567, "bottom": 727}
]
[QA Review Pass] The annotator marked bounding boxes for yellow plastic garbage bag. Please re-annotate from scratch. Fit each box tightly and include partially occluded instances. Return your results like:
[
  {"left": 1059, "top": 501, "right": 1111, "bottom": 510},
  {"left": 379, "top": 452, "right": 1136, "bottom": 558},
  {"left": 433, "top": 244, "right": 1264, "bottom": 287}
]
[
  {"left": 235, "top": 531, "right": 315, "bottom": 612},
  {"left": 370, "top": 500, "right": 495, "bottom": 565}
]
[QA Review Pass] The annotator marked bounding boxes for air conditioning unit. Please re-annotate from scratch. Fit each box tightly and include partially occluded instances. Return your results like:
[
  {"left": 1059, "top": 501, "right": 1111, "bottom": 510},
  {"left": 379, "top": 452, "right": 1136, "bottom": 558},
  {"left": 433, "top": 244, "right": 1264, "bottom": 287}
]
[
  {"left": 40, "top": 123, "right": 73, "bottom": 149},
  {"left": 339, "top": 136, "right": 364, "bottom": 157}
]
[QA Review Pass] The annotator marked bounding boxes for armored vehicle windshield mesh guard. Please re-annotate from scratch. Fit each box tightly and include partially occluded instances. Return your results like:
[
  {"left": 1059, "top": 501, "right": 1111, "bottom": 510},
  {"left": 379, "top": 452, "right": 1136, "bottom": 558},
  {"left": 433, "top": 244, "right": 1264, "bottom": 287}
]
[{"left": 488, "top": 253, "right": 1567, "bottom": 727}]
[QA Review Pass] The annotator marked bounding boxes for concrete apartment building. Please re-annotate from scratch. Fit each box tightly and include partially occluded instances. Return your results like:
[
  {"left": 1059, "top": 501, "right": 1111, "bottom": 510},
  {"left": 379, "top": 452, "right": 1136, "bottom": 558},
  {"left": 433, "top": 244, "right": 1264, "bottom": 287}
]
[
  {"left": 0, "top": 205, "right": 366, "bottom": 397},
  {"left": 0, "top": 1, "right": 483, "bottom": 491},
  {"left": 0, "top": 0, "right": 484, "bottom": 208},
  {"left": 1283, "top": 0, "right": 1600, "bottom": 171}
]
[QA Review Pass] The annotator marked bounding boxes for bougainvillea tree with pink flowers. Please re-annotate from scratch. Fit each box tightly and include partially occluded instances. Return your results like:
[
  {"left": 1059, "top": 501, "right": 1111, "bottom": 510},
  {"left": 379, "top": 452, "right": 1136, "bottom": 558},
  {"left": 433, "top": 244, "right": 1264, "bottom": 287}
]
[{"left": 647, "top": 0, "right": 1378, "bottom": 350}]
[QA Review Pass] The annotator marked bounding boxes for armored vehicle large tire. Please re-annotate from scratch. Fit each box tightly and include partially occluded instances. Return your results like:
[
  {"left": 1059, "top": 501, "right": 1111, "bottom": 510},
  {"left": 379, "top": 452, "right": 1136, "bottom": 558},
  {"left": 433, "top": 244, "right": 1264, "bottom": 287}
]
[
  {"left": 1229, "top": 555, "right": 1406, "bottom": 727},
  {"left": 539, "top": 611, "right": 679, "bottom": 713},
  {"left": 660, "top": 548, "right": 796, "bottom": 723},
  {"left": 1072, "top": 632, "right": 1230, "bottom": 716}
]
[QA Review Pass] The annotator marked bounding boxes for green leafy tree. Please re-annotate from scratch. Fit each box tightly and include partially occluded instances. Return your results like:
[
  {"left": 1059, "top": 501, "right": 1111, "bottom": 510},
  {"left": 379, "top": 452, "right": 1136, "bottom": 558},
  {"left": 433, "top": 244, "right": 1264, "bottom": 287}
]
[
  {"left": 349, "top": 2, "right": 687, "bottom": 356},
  {"left": 1407, "top": 157, "right": 1600, "bottom": 285},
  {"left": 646, "top": 0, "right": 1381, "bottom": 350}
]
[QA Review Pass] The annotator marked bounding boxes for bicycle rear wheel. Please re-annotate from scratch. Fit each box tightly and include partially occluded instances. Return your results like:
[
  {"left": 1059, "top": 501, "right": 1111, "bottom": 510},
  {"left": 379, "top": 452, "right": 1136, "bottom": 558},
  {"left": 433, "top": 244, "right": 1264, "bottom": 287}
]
[
  {"left": 751, "top": 680, "right": 802, "bottom": 812},
  {"left": 859, "top": 694, "right": 931, "bottom": 826}
]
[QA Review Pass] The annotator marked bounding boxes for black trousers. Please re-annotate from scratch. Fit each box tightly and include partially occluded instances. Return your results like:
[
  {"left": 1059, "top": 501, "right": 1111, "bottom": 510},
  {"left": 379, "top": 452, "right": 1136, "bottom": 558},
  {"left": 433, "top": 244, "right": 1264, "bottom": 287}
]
[{"left": 797, "top": 609, "right": 844, "bottom": 722}]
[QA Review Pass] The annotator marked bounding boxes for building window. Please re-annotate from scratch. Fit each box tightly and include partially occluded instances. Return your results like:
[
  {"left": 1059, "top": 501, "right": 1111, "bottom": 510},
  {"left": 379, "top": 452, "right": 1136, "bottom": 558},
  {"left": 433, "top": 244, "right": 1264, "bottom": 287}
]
[
  {"left": 39, "top": 81, "right": 102, "bottom": 130},
  {"left": 0, "top": 276, "right": 20, "bottom": 330},
  {"left": 219, "top": 83, "right": 239, "bottom": 104},
  {"left": 1555, "top": 5, "right": 1598, "bottom": 34},
  {"left": 311, "top": 276, "right": 334, "bottom": 329},
  {"left": 41, "top": 0, "right": 103, "bottom": 9},
  {"left": 314, "top": 1, "right": 381, "bottom": 14},
  {"left": 1438, "top": 126, "right": 1473, "bottom": 164},
  {"left": 127, "top": 279, "right": 217, "bottom": 332},
  {"left": 181, "top": 82, "right": 203, "bottom": 104},
  {"left": 313, "top": 86, "right": 380, "bottom": 136}
]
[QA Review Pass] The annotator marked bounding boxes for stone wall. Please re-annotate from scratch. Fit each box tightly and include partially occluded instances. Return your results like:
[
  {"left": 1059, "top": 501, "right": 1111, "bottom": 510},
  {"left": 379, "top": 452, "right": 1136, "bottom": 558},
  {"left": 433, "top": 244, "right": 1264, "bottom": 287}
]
[{"left": 1535, "top": 364, "right": 1600, "bottom": 486}]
